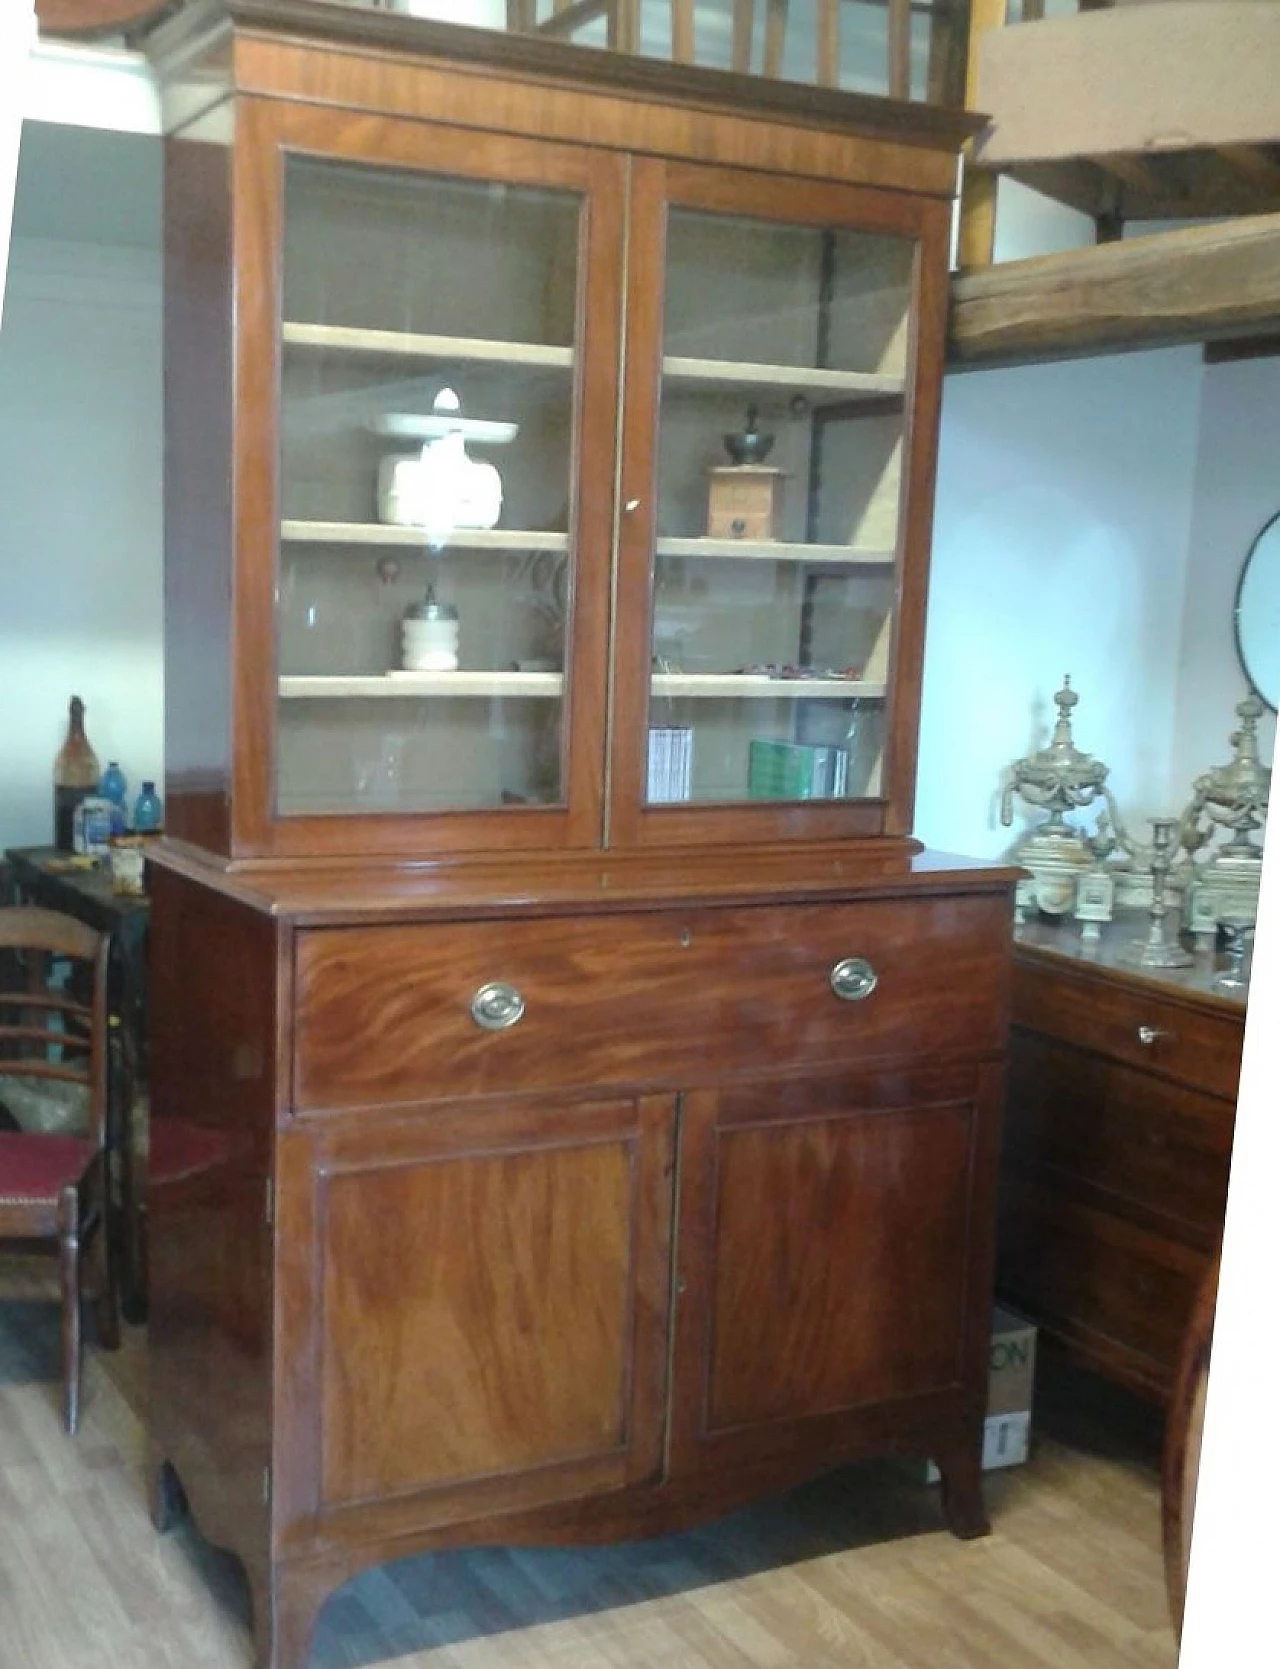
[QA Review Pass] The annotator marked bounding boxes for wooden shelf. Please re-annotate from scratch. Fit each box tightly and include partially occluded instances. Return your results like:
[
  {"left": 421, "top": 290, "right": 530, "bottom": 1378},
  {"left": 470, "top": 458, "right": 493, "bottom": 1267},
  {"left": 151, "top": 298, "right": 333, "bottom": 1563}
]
[
  {"left": 282, "top": 322, "right": 574, "bottom": 370},
  {"left": 651, "top": 675, "right": 886, "bottom": 700},
  {"left": 655, "top": 536, "right": 895, "bottom": 565},
  {"left": 280, "top": 672, "right": 564, "bottom": 699},
  {"left": 281, "top": 522, "right": 569, "bottom": 552},
  {"left": 661, "top": 356, "right": 903, "bottom": 403}
]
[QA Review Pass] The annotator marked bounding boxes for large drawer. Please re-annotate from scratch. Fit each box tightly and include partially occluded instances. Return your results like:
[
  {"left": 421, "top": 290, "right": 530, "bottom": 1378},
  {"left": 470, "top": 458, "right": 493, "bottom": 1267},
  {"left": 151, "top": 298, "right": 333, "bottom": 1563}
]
[
  {"left": 1005, "top": 1031, "right": 1235, "bottom": 1243},
  {"left": 292, "top": 893, "right": 1012, "bottom": 1110},
  {"left": 997, "top": 1173, "right": 1207, "bottom": 1399},
  {"left": 1012, "top": 955, "right": 1243, "bottom": 1101}
]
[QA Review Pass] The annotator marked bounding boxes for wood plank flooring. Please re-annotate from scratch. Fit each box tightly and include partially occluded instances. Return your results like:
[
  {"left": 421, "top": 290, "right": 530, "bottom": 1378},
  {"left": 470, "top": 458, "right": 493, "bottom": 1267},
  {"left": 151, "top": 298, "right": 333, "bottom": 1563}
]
[{"left": 0, "top": 1293, "right": 1177, "bottom": 1669}]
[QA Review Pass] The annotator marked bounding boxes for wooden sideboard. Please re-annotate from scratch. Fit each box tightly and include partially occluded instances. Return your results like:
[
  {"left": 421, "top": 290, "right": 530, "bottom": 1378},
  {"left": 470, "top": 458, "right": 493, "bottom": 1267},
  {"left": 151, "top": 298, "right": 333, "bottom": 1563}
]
[{"left": 998, "top": 915, "right": 1244, "bottom": 1403}]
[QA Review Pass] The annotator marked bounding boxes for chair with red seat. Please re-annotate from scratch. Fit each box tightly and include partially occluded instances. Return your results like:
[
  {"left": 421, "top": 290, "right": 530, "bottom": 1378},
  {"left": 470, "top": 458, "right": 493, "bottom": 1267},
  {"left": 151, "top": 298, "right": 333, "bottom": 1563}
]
[{"left": 0, "top": 906, "right": 120, "bottom": 1432}]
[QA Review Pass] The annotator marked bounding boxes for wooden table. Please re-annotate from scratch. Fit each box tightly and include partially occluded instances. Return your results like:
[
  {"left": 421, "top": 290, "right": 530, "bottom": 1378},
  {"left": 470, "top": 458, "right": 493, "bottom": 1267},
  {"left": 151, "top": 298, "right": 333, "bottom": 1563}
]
[
  {"left": 999, "top": 912, "right": 1245, "bottom": 1403},
  {"left": 4, "top": 846, "right": 150, "bottom": 1323}
]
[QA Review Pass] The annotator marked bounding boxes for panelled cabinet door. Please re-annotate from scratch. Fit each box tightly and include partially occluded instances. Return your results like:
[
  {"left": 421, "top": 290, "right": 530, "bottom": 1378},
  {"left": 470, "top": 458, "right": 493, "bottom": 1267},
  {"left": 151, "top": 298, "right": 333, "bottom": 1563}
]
[
  {"left": 229, "top": 100, "right": 625, "bottom": 859},
  {"left": 272, "top": 1094, "right": 675, "bottom": 1550},
  {"left": 668, "top": 1064, "right": 1001, "bottom": 1478},
  {"left": 610, "top": 159, "right": 951, "bottom": 848}
]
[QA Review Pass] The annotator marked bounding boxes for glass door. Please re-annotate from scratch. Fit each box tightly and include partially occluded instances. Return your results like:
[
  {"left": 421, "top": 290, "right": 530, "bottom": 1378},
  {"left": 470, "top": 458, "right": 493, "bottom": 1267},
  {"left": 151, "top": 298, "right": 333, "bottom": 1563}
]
[
  {"left": 233, "top": 103, "right": 623, "bottom": 857},
  {"left": 610, "top": 160, "right": 949, "bottom": 848}
]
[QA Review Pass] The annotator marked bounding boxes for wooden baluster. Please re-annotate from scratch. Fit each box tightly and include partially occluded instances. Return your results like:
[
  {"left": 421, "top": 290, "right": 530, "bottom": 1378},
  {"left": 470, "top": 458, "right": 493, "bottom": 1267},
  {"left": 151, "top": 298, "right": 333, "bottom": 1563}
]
[
  {"left": 887, "top": 0, "right": 912, "bottom": 99},
  {"left": 506, "top": 0, "right": 537, "bottom": 31},
  {"left": 762, "top": 0, "right": 789, "bottom": 79},
  {"left": 957, "top": 0, "right": 1008, "bottom": 270},
  {"left": 672, "top": 0, "right": 695, "bottom": 63},
  {"left": 816, "top": 0, "right": 838, "bottom": 86},
  {"left": 731, "top": 0, "right": 754, "bottom": 73}
]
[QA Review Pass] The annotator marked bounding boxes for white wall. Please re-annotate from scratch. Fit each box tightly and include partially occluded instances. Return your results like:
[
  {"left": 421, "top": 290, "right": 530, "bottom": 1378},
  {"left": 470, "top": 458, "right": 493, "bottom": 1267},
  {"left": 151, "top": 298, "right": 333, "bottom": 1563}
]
[
  {"left": 0, "top": 233, "right": 163, "bottom": 849},
  {"left": 1172, "top": 353, "right": 1280, "bottom": 792},
  {"left": 917, "top": 346, "right": 1205, "bottom": 859}
]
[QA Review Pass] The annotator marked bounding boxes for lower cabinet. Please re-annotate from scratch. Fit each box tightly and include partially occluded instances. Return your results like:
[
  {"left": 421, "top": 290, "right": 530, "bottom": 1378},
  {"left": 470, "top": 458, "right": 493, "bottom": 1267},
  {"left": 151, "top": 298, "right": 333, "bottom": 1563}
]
[
  {"left": 146, "top": 862, "right": 1014, "bottom": 1669},
  {"left": 276, "top": 1093, "right": 677, "bottom": 1542},
  {"left": 998, "top": 934, "right": 1242, "bottom": 1402}
]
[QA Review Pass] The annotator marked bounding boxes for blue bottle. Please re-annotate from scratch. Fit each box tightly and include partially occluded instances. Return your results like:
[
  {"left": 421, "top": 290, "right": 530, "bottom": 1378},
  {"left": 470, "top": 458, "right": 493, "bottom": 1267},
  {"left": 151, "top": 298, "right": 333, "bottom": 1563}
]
[
  {"left": 133, "top": 780, "right": 164, "bottom": 835},
  {"left": 99, "top": 761, "right": 129, "bottom": 835}
]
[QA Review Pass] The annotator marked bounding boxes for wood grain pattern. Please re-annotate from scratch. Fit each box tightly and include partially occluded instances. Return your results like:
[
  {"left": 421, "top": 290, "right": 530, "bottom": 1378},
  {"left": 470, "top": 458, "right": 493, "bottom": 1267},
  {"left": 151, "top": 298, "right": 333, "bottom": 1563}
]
[
  {"left": 145, "top": 865, "right": 279, "bottom": 1601},
  {"left": 291, "top": 894, "right": 1012, "bottom": 1110},
  {"left": 1011, "top": 950, "right": 1243, "bottom": 1103},
  {"left": 0, "top": 1305, "right": 1178, "bottom": 1669},
  {"left": 35, "top": 0, "right": 167, "bottom": 30},
  {"left": 1005, "top": 1031, "right": 1234, "bottom": 1248},
  {"left": 949, "top": 211, "right": 1280, "bottom": 368},
  {"left": 317, "top": 1115, "right": 642, "bottom": 1504},
  {"left": 700, "top": 1084, "right": 972, "bottom": 1428},
  {"left": 227, "top": 98, "right": 624, "bottom": 861},
  {"left": 998, "top": 1173, "right": 1207, "bottom": 1404},
  {"left": 163, "top": 132, "right": 235, "bottom": 855},
  {"left": 999, "top": 929, "right": 1241, "bottom": 1408}
]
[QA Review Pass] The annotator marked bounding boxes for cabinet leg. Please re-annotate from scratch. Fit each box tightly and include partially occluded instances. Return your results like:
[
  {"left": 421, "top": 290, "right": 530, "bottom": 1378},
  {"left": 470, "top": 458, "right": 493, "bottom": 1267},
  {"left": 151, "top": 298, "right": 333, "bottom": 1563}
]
[
  {"left": 148, "top": 1453, "right": 187, "bottom": 1534},
  {"left": 249, "top": 1563, "right": 329, "bottom": 1669},
  {"left": 933, "top": 1438, "right": 991, "bottom": 1541}
]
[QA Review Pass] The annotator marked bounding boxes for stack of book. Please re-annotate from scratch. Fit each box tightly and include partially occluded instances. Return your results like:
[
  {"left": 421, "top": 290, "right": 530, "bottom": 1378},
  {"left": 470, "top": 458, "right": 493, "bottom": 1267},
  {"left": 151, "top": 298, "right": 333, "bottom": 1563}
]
[
  {"left": 648, "top": 726, "right": 693, "bottom": 802},
  {"left": 747, "top": 737, "right": 849, "bottom": 801}
]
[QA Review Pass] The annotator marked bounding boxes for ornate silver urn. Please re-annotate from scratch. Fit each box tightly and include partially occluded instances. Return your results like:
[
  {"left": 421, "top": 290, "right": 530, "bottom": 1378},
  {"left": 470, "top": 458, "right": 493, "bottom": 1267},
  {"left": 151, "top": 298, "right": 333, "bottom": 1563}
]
[
  {"left": 1001, "top": 676, "right": 1113, "bottom": 918},
  {"left": 1180, "top": 693, "right": 1272, "bottom": 936}
]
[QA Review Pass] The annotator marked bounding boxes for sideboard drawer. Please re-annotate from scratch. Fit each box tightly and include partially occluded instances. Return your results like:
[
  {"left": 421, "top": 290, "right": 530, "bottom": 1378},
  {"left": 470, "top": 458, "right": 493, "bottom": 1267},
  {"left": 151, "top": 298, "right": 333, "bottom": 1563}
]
[
  {"left": 1006, "top": 1032, "right": 1234, "bottom": 1241},
  {"left": 998, "top": 1174, "right": 1207, "bottom": 1394},
  {"left": 292, "top": 893, "right": 1011, "bottom": 1110},
  {"left": 1013, "top": 959, "right": 1243, "bottom": 1100}
]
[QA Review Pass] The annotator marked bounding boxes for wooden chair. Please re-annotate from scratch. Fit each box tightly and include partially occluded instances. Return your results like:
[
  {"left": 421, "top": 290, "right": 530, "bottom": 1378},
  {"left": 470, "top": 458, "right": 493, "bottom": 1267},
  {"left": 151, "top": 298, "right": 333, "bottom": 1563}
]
[{"left": 0, "top": 906, "right": 120, "bottom": 1433}]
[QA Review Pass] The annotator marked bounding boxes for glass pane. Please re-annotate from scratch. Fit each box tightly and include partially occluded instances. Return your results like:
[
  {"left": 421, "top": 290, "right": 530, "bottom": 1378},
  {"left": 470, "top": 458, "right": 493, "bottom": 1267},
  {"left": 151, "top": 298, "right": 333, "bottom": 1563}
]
[
  {"left": 648, "top": 208, "right": 914, "bottom": 808},
  {"left": 276, "top": 157, "right": 581, "bottom": 817}
]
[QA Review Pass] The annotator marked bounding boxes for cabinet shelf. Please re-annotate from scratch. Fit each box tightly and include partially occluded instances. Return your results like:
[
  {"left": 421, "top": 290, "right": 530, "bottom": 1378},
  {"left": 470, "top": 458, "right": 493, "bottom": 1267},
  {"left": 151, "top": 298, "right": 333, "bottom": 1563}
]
[
  {"left": 280, "top": 672, "right": 564, "bottom": 699},
  {"left": 282, "top": 321, "right": 575, "bottom": 370},
  {"left": 281, "top": 521, "right": 570, "bottom": 552},
  {"left": 651, "top": 675, "right": 886, "bottom": 700},
  {"left": 661, "top": 356, "right": 904, "bottom": 404},
  {"left": 654, "top": 536, "right": 895, "bottom": 566}
]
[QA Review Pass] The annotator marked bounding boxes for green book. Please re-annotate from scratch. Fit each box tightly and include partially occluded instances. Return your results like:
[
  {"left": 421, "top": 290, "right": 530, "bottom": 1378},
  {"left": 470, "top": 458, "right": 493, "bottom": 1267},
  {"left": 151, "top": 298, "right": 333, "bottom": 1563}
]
[{"left": 748, "top": 738, "right": 832, "bottom": 801}]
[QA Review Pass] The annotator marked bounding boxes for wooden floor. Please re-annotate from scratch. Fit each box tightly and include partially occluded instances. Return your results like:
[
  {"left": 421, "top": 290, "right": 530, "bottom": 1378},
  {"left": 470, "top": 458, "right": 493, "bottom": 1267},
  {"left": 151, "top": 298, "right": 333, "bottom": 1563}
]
[{"left": 0, "top": 1293, "right": 1177, "bottom": 1669}]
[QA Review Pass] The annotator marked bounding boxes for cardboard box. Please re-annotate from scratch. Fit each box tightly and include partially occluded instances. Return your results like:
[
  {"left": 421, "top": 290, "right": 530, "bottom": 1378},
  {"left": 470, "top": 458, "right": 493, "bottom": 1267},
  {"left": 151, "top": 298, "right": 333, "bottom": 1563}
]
[{"left": 926, "top": 1306, "right": 1037, "bottom": 1481}]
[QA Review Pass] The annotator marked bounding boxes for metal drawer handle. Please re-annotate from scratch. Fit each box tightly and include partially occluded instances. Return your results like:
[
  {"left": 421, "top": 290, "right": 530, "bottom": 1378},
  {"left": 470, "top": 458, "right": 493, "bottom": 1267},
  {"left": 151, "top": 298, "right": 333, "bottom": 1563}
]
[
  {"left": 830, "top": 957, "right": 878, "bottom": 1003},
  {"left": 1137, "top": 1024, "right": 1172, "bottom": 1047},
  {"left": 471, "top": 981, "right": 526, "bottom": 1031}
]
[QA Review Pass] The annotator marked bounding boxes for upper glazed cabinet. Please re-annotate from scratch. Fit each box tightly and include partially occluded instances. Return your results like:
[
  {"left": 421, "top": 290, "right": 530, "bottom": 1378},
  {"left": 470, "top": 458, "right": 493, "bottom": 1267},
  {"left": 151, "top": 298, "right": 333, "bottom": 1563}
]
[{"left": 154, "top": 0, "right": 971, "bottom": 863}]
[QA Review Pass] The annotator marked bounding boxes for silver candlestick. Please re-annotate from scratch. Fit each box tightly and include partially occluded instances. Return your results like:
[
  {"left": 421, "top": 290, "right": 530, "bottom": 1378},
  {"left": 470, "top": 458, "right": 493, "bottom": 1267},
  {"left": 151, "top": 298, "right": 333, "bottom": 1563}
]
[{"left": 1118, "top": 817, "right": 1194, "bottom": 969}]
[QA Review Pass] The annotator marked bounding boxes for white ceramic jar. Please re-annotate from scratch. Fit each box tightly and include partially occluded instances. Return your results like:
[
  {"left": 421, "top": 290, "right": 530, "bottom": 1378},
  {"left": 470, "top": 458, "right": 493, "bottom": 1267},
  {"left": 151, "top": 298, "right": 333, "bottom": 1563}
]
[{"left": 401, "top": 587, "right": 460, "bottom": 672}]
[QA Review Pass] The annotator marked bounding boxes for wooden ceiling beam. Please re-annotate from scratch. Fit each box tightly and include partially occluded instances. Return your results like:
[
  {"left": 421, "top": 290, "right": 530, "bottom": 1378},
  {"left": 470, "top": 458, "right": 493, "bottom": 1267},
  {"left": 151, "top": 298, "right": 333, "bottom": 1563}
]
[
  {"left": 35, "top": 1, "right": 170, "bottom": 31},
  {"left": 949, "top": 210, "right": 1280, "bottom": 369}
]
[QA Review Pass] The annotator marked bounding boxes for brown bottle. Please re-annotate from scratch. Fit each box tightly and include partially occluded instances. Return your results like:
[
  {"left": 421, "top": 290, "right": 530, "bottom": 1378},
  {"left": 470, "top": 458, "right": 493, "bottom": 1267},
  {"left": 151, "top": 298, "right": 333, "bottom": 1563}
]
[{"left": 52, "top": 695, "right": 101, "bottom": 852}]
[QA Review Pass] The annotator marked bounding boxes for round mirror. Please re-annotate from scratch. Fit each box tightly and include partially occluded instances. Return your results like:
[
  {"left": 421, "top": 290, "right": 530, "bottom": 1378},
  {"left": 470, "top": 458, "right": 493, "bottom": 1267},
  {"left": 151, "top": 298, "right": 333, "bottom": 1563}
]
[{"left": 1234, "top": 512, "right": 1280, "bottom": 712}]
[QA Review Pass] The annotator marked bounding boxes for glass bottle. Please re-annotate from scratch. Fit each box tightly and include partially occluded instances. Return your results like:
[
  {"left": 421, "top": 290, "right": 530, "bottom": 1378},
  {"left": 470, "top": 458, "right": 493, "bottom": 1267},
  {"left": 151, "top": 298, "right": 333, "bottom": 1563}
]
[
  {"left": 52, "top": 695, "right": 101, "bottom": 852},
  {"left": 99, "top": 760, "right": 129, "bottom": 836},
  {"left": 133, "top": 780, "right": 164, "bottom": 836}
]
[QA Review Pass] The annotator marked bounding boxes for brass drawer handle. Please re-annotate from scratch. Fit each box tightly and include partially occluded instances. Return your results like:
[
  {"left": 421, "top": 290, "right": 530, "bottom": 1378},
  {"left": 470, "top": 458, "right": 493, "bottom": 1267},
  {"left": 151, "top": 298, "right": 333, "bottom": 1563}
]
[
  {"left": 471, "top": 981, "right": 526, "bottom": 1031},
  {"left": 830, "top": 957, "right": 878, "bottom": 1003},
  {"left": 1137, "top": 1024, "right": 1172, "bottom": 1047}
]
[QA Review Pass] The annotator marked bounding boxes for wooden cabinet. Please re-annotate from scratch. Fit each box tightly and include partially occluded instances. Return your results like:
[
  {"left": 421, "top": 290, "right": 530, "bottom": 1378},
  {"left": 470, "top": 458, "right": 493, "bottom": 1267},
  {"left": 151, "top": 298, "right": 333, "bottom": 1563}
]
[
  {"left": 140, "top": 7, "right": 1012, "bottom": 1668},
  {"left": 998, "top": 920, "right": 1243, "bottom": 1402}
]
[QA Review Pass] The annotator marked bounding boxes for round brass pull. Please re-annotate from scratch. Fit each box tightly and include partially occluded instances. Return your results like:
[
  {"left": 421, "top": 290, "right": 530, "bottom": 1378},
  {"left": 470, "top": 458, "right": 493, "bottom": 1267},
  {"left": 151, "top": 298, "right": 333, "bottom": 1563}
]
[
  {"left": 1137, "top": 1024, "right": 1171, "bottom": 1047},
  {"left": 830, "top": 957, "right": 878, "bottom": 1002},
  {"left": 470, "top": 981, "right": 526, "bottom": 1031}
]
